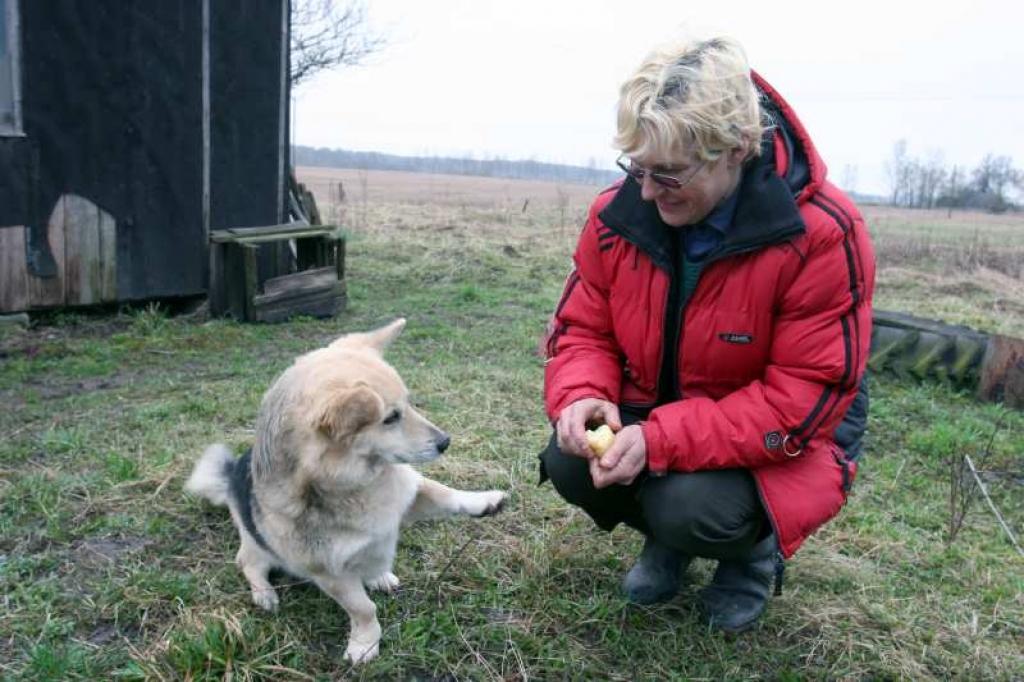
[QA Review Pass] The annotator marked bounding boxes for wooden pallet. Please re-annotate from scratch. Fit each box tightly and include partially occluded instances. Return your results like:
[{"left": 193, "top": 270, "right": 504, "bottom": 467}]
[{"left": 208, "top": 223, "right": 346, "bottom": 322}]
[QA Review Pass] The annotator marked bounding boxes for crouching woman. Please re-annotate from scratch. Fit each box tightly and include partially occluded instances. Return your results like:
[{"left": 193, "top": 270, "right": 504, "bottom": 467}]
[{"left": 540, "top": 36, "right": 875, "bottom": 632}]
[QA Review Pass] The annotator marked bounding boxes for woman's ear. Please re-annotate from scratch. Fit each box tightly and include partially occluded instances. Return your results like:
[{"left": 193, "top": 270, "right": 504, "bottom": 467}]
[{"left": 728, "top": 144, "right": 750, "bottom": 167}]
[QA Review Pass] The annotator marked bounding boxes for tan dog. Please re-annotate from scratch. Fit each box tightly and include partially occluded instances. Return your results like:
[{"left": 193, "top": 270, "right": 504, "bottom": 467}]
[{"left": 185, "top": 319, "right": 506, "bottom": 663}]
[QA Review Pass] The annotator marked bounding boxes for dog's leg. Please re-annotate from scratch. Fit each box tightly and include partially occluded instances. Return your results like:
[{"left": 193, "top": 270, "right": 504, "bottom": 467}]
[
  {"left": 314, "top": 573, "right": 382, "bottom": 664},
  {"left": 236, "top": 538, "right": 279, "bottom": 612},
  {"left": 405, "top": 477, "right": 505, "bottom": 522}
]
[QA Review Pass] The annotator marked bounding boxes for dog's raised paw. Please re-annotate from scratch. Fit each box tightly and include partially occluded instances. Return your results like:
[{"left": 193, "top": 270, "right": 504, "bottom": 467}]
[
  {"left": 466, "top": 490, "right": 506, "bottom": 517},
  {"left": 366, "top": 571, "right": 400, "bottom": 594}
]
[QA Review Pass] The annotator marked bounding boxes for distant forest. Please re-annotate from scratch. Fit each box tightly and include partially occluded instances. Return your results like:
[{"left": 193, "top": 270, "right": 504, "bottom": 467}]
[{"left": 292, "top": 145, "right": 621, "bottom": 186}]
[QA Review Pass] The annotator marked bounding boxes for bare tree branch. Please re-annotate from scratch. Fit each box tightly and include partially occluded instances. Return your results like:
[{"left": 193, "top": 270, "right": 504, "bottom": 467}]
[{"left": 290, "top": 0, "right": 386, "bottom": 88}]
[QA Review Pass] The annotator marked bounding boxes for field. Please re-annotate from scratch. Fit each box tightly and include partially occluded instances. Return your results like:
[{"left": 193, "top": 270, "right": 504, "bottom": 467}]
[{"left": 1, "top": 167, "right": 1022, "bottom": 680}]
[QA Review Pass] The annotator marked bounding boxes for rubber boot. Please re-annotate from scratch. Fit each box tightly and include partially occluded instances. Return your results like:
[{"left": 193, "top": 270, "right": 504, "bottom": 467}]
[
  {"left": 699, "top": 533, "right": 777, "bottom": 632},
  {"left": 622, "top": 536, "right": 691, "bottom": 605}
]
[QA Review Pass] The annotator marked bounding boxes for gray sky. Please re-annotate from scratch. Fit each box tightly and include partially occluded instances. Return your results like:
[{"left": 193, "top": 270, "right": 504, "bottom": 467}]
[{"left": 293, "top": 0, "right": 1024, "bottom": 196}]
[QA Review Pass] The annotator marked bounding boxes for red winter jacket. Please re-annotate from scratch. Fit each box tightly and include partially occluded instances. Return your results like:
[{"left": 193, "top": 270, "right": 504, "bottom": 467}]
[{"left": 544, "top": 74, "right": 876, "bottom": 558}]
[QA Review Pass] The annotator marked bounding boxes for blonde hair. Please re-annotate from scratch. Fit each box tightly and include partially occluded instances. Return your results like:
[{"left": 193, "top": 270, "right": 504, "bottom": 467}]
[{"left": 614, "top": 36, "right": 767, "bottom": 163}]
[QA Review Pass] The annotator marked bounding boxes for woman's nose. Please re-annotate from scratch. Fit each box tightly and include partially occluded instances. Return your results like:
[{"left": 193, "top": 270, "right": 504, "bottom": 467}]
[{"left": 639, "top": 174, "right": 664, "bottom": 201}]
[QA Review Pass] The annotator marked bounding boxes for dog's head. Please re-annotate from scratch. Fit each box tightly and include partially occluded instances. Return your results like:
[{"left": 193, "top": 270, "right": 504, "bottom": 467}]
[{"left": 256, "top": 319, "right": 451, "bottom": 482}]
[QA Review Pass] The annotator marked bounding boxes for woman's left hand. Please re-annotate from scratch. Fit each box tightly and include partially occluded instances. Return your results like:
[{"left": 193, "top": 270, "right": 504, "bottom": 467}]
[{"left": 590, "top": 424, "right": 647, "bottom": 489}]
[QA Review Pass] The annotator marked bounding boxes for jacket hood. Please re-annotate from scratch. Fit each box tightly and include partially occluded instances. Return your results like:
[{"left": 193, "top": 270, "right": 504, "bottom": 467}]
[{"left": 753, "top": 71, "right": 827, "bottom": 203}]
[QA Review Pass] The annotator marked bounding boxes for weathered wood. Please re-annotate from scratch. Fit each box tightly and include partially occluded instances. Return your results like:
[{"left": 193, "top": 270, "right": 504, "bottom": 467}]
[
  {"left": 252, "top": 279, "right": 347, "bottom": 323},
  {"left": 208, "top": 241, "right": 227, "bottom": 316},
  {"left": 210, "top": 222, "right": 338, "bottom": 242},
  {"left": 0, "top": 226, "right": 30, "bottom": 312},
  {"left": 242, "top": 243, "right": 258, "bottom": 322},
  {"left": 262, "top": 265, "right": 336, "bottom": 296},
  {"left": 63, "top": 194, "right": 101, "bottom": 305},
  {"left": 221, "top": 242, "right": 248, "bottom": 320},
  {"left": 227, "top": 229, "right": 336, "bottom": 245},
  {"left": 98, "top": 208, "right": 117, "bottom": 301},
  {"left": 254, "top": 276, "right": 345, "bottom": 307},
  {"left": 27, "top": 197, "right": 66, "bottom": 307},
  {"left": 208, "top": 224, "right": 346, "bottom": 323}
]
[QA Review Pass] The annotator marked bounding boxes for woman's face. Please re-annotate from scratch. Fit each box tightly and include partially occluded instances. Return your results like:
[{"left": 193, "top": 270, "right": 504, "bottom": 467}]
[{"left": 630, "top": 146, "right": 747, "bottom": 227}]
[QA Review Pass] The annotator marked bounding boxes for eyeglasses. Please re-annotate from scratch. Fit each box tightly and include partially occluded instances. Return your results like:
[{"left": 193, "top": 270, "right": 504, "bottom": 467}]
[{"left": 615, "top": 154, "right": 706, "bottom": 190}]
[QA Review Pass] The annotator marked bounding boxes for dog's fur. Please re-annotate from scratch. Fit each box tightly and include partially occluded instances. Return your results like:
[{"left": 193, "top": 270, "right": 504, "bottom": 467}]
[{"left": 185, "top": 319, "right": 505, "bottom": 663}]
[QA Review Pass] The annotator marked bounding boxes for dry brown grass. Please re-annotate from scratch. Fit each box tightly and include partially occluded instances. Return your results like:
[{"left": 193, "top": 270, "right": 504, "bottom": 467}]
[{"left": 298, "top": 167, "right": 1024, "bottom": 337}]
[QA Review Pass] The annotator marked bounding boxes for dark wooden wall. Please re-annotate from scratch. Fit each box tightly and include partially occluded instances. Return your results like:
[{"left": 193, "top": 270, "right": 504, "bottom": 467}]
[{"left": 0, "top": 0, "right": 288, "bottom": 312}]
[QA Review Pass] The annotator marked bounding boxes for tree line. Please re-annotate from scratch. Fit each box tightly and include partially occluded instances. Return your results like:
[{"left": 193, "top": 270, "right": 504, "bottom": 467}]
[
  {"left": 886, "top": 140, "right": 1022, "bottom": 213},
  {"left": 292, "top": 146, "right": 621, "bottom": 187}
]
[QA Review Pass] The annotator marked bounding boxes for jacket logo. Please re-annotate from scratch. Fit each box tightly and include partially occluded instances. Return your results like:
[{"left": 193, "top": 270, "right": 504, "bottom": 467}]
[
  {"left": 764, "top": 431, "right": 783, "bottom": 450},
  {"left": 719, "top": 332, "right": 754, "bottom": 344}
]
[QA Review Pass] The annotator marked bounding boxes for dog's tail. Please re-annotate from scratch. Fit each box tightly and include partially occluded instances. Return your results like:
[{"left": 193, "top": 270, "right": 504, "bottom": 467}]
[{"left": 185, "top": 443, "right": 235, "bottom": 507}]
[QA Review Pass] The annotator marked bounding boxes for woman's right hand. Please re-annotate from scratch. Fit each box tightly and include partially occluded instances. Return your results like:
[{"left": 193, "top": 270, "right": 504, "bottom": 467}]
[{"left": 556, "top": 398, "right": 622, "bottom": 458}]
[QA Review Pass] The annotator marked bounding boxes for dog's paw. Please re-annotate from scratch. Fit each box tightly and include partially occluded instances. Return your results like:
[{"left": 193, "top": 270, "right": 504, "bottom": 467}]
[
  {"left": 462, "top": 490, "right": 506, "bottom": 517},
  {"left": 366, "top": 571, "right": 400, "bottom": 594},
  {"left": 250, "top": 586, "right": 280, "bottom": 612},
  {"left": 344, "top": 638, "right": 380, "bottom": 664}
]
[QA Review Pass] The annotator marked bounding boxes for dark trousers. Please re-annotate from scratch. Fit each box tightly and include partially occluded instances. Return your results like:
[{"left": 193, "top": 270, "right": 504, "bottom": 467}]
[{"left": 538, "top": 410, "right": 767, "bottom": 561}]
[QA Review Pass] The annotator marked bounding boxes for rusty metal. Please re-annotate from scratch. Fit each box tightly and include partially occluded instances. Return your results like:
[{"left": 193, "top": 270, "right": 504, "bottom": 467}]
[{"left": 978, "top": 334, "right": 1024, "bottom": 409}]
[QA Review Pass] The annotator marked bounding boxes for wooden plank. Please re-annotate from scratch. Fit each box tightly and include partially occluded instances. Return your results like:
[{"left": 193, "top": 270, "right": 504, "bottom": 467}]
[
  {"left": 63, "top": 194, "right": 101, "bottom": 305},
  {"left": 229, "top": 229, "right": 335, "bottom": 245},
  {"left": 0, "top": 226, "right": 30, "bottom": 312},
  {"left": 209, "top": 222, "right": 338, "bottom": 242},
  {"left": 253, "top": 278, "right": 346, "bottom": 307},
  {"left": 98, "top": 208, "right": 117, "bottom": 302},
  {"left": 221, "top": 242, "right": 247, "bottom": 320},
  {"left": 208, "top": 241, "right": 227, "bottom": 316},
  {"left": 252, "top": 280, "right": 347, "bottom": 323},
  {"left": 262, "top": 266, "right": 336, "bottom": 297},
  {"left": 27, "top": 196, "right": 66, "bottom": 307},
  {"left": 241, "top": 243, "right": 258, "bottom": 322}
]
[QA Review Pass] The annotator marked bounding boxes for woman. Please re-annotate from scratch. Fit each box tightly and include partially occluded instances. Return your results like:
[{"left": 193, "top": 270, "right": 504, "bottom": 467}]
[{"left": 540, "top": 36, "right": 875, "bottom": 632}]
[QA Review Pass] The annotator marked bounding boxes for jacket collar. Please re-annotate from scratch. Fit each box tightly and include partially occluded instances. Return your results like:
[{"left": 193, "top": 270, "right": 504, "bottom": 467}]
[{"left": 599, "top": 132, "right": 806, "bottom": 273}]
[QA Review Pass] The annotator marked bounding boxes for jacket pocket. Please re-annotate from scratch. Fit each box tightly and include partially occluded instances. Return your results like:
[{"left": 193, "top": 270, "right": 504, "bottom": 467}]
[{"left": 682, "top": 308, "right": 770, "bottom": 387}]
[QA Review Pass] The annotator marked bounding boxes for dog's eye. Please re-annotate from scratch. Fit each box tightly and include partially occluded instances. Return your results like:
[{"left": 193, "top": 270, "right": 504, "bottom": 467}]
[{"left": 382, "top": 409, "right": 402, "bottom": 426}]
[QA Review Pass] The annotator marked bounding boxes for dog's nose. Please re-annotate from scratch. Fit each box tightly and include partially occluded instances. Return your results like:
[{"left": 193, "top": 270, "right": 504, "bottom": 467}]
[{"left": 435, "top": 433, "right": 451, "bottom": 453}]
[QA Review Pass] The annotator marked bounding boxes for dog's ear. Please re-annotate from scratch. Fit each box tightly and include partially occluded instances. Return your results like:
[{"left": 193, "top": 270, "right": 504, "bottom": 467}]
[
  {"left": 330, "top": 318, "right": 406, "bottom": 353},
  {"left": 315, "top": 384, "right": 383, "bottom": 440}
]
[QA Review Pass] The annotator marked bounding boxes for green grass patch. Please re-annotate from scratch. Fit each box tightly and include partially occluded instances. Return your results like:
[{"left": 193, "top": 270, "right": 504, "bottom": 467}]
[{"left": 0, "top": 198, "right": 1021, "bottom": 679}]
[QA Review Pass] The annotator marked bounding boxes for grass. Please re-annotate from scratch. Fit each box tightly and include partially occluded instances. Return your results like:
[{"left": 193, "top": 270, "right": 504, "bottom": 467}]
[
  {"left": 866, "top": 205, "right": 1024, "bottom": 338},
  {"left": 1, "top": 176, "right": 1023, "bottom": 680}
]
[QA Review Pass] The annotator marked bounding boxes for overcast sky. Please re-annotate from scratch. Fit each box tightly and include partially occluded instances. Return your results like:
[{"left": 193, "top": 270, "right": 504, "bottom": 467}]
[{"left": 293, "top": 0, "right": 1024, "bottom": 196}]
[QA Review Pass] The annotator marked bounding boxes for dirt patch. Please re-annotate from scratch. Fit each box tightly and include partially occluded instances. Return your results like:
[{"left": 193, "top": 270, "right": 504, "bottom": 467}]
[{"left": 71, "top": 535, "right": 150, "bottom": 569}]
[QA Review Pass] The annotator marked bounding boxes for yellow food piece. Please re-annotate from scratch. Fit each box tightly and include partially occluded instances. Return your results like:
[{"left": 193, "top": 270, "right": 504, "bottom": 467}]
[{"left": 585, "top": 424, "right": 615, "bottom": 458}]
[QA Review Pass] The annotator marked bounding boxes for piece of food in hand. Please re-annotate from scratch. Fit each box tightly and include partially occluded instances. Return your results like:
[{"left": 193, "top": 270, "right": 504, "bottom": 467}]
[{"left": 585, "top": 424, "right": 615, "bottom": 458}]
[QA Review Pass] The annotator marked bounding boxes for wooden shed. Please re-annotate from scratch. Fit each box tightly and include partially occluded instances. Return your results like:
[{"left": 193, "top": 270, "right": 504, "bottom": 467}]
[{"left": 0, "top": 0, "right": 292, "bottom": 313}]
